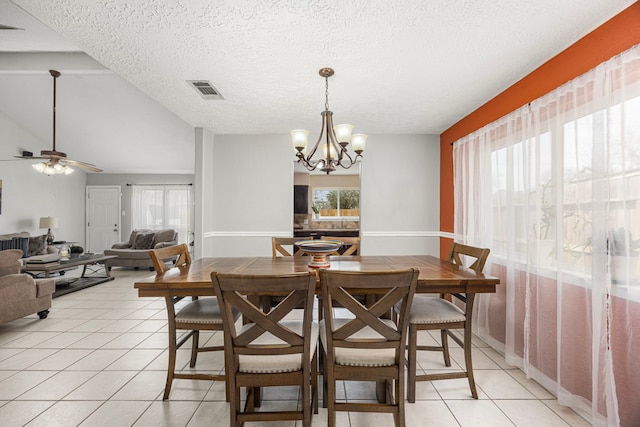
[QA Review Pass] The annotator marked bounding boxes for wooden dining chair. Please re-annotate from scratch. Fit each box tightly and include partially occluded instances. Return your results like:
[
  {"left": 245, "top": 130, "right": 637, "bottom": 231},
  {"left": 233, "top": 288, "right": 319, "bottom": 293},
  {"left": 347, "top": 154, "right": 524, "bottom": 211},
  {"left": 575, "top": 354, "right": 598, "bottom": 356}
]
[
  {"left": 405, "top": 242, "right": 490, "bottom": 402},
  {"left": 149, "top": 244, "right": 229, "bottom": 400},
  {"left": 319, "top": 268, "right": 419, "bottom": 427},
  {"left": 211, "top": 271, "right": 319, "bottom": 427},
  {"left": 272, "top": 237, "right": 306, "bottom": 257},
  {"left": 320, "top": 235, "right": 360, "bottom": 255},
  {"left": 317, "top": 236, "right": 364, "bottom": 320}
]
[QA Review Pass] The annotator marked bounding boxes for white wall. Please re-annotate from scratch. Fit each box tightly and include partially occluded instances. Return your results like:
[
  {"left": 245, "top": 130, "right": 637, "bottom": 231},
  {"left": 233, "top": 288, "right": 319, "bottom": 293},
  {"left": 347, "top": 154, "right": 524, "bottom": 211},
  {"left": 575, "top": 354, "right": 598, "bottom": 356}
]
[
  {"left": 204, "top": 134, "right": 293, "bottom": 256},
  {"left": 201, "top": 133, "right": 440, "bottom": 257},
  {"left": 360, "top": 134, "right": 440, "bottom": 255},
  {"left": 0, "top": 112, "right": 87, "bottom": 244}
]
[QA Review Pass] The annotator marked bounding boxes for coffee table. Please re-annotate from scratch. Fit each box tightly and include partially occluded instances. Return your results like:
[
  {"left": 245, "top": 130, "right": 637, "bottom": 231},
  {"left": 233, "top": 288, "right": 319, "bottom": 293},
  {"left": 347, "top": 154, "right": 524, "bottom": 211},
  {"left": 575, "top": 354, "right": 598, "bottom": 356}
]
[{"left": 22, "top": 254, "right": 117, "bottom": 279}]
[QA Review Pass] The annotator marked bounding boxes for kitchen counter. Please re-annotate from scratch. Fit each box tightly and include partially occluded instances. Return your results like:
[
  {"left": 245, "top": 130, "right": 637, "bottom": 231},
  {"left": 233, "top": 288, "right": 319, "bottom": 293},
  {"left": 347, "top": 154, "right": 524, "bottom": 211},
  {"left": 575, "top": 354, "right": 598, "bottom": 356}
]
[{"left": 293, "top": 229, "right": 359, "bottom": 238}]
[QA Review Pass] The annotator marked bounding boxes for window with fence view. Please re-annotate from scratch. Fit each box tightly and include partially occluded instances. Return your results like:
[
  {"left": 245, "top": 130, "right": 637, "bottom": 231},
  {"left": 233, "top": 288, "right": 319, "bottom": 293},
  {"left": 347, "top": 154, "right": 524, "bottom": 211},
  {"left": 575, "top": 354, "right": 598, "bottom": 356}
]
[{"left": 312, "top": 188, "right": 359, "bottom": 218}]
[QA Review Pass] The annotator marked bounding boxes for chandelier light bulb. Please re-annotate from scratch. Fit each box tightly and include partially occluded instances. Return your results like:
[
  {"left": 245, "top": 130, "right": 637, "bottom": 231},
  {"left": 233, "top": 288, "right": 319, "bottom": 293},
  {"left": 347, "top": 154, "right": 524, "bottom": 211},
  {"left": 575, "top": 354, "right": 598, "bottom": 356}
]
[{"left": 322, "top": 141, "right": 338, "bottom": 159}]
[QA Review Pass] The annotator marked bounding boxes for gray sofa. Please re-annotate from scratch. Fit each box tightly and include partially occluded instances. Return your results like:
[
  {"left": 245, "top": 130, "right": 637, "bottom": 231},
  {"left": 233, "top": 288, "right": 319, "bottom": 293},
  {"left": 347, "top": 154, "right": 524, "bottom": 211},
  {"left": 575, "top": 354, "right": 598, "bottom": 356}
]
[
  {"left": 0, "top": 231, "right": 59, "bottom": 263},
  {"left": 0, "top": 249, "right": 55, "bottom": 323},
  {"left": 104, "top": 229, "right": 178, "bottom": 269}
]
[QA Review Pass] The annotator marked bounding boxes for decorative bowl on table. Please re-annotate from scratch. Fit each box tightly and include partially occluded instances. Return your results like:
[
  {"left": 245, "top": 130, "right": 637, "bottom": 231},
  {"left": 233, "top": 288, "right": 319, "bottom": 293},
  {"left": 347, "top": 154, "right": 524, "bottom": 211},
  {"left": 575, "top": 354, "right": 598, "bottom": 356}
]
[{"left": 295, "top": 240, "right": 343, "bottom": 268}]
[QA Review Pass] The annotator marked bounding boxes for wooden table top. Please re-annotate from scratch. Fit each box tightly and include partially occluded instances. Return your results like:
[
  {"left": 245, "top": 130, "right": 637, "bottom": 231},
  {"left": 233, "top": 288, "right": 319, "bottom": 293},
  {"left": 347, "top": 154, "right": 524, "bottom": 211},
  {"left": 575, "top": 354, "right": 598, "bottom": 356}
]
[{"left": 134, "top": 255, "right": 500, "bottom": 297}]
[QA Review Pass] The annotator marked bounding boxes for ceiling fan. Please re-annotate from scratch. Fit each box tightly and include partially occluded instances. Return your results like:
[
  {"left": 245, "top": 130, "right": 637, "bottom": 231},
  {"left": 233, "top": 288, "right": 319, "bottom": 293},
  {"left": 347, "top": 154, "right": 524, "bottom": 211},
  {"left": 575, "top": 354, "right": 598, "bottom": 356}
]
[{"left": 14, "top": 70, "right": 102, "bottom": 174}]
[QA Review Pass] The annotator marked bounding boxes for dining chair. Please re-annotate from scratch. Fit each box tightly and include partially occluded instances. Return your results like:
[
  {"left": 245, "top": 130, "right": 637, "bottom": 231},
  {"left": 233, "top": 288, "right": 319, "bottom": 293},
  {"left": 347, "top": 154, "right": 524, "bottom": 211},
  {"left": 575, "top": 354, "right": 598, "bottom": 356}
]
[
  {"left": 267, "top": 237, "right": 308, "bottom": 312},
  {"left": 317, "top": 236, "right": 365, "bottom": 321},
  {"left": 405, "top": 242, "right": 490, "bottom": 402},
  {"left": 272, "top": 237, "right": 306, "bottom": 257},
  {"left": 320, "top": 235, "right": 360, "bottom": 255},
  {"left": 149, "top": 243, "right": 229, "bottom": 400},
  {"left": 319, "top": 268, "right": 419, "bottom": 427},
  {"left": 211, "top": 271, "right": 319, "bottom": 427}
]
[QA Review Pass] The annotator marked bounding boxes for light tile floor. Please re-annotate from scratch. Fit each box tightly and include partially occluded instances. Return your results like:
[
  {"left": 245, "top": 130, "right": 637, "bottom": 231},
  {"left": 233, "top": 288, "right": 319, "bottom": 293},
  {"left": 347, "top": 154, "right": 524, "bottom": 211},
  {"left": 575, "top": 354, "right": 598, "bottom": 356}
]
[{"left": 0, "top": 268, "right": 591, "bottom": 427}]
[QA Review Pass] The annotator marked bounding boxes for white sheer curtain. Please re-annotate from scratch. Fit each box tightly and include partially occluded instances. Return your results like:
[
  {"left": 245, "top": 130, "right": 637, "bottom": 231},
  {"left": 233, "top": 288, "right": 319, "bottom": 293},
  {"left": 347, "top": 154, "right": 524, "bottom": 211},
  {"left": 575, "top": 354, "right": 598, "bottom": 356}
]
[
  {"left": 453, "top": 44, "right": 640, "bottom": 427},
  {"left": 131, "top": 185, "right": 193, "bottom": 245}
]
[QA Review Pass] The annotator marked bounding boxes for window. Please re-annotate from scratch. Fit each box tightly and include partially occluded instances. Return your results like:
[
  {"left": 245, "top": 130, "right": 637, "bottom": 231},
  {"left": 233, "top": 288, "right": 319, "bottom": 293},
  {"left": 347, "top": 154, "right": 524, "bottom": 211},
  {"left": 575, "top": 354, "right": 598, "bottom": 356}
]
[
  {"left": 312, "top": 188, "right": 359, "bottom": 218},
  {"left": 453, "top": 44, "right": 640, "bottom": 427},
  {"left": 131, "top": 184, "right": 193, "bottom": 245}
]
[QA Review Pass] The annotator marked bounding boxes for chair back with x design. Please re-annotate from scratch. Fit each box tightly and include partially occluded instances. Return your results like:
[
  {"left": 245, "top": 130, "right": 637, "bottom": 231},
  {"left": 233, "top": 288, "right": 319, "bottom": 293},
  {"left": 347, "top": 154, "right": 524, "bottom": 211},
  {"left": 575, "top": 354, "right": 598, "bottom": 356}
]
[
  {"left": 319, "top": 268, "right": 419, "bottom": 427},
  {"left": 211, "top": 271, "right": 319, "bottom": 426}
]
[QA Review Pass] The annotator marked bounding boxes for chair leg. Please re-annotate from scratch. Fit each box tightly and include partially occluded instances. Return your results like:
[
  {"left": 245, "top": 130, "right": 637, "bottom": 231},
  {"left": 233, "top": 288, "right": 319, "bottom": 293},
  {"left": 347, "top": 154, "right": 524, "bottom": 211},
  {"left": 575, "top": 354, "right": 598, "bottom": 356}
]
[
  {"left": 230, "top": 383, "right": 240, "bottom": 427},
  {"left": 441, "top": 329, "right": 452, "bottom": 367},
  {"left": 303, "top": 363, "right": 311, "bottom": 427},
  {"left": 321, "top": 340, "right": 328, "bottom": 408},
  {"left": 312, "top": 350, "right": 319, "bottom": 414},
  {"left": 326, "top": 364, "right": 336, "bottom": 427},
  {"left": 407, "top": 324, "right": 417, "bottom": 403},
  {"left": 189, "top": 330, "right": 199, "bottom": 368},
  {"left": 397, "top": 363, "right": 405, "bottom": 427}
]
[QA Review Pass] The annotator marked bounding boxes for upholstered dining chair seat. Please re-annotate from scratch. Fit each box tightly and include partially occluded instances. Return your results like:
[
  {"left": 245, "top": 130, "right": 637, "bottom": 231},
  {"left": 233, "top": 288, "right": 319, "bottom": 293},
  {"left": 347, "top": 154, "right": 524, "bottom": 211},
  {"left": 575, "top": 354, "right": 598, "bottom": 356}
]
[
  {"left": 408, "top": 296, "right": 465, "bottom": 324},
  {"left": 404, "top": 243, "right": 491, "bottom": 403},
  {"left": 320, "top": 318, "right": 398, "bottom": 367},
  {"left": 175, "top": 298, "right": 224, "bottom": 324},
  {"left": 238, "top": 320, "right": 319, "bottom": 373}
]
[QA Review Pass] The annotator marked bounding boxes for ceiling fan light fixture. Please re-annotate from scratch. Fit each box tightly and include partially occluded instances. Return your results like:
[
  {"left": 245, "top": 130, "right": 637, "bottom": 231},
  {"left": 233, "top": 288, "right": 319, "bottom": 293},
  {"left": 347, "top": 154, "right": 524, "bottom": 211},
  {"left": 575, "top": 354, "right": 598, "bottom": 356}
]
[{"left": 32, "top": 161, "right": 74, "bottom": 175}]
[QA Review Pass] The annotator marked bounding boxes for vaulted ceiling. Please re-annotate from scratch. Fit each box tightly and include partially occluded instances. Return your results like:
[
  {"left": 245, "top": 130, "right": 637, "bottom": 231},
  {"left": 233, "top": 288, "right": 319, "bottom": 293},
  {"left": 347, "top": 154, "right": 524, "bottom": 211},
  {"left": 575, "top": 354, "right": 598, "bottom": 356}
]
[{"left": 0, "top": 0, "right": 635, "bottom": 173}]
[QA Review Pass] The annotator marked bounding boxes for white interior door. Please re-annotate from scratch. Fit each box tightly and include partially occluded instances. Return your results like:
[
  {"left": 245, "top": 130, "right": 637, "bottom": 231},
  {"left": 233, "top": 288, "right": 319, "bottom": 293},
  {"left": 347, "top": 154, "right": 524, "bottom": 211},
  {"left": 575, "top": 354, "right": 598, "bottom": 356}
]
[{"left": 86, "top": 186, "right": 121, "bottom": 253}]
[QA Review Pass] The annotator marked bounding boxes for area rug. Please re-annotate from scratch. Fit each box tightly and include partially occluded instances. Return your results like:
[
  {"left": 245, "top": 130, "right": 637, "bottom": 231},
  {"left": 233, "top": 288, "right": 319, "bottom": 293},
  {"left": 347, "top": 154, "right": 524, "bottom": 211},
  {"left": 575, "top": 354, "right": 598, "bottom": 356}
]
[{"left": 52, "top": 276, "right": 115, "bottom": 298}]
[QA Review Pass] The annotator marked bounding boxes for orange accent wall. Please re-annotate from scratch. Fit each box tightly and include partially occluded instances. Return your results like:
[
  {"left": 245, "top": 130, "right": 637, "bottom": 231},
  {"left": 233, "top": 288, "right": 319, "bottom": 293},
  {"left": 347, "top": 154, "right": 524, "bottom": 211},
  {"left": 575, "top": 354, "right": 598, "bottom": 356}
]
[{"left": 439, "top": 1, "right": 640, "bottom": 257}]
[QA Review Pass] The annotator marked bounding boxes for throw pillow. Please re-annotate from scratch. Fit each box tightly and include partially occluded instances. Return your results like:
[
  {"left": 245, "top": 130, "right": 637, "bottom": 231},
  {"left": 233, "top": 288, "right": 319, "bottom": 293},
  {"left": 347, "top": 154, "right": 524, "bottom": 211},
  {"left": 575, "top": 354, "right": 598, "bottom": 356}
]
[
  {"left": 0, "top": 239, "right": 12, "bottom": 251},
  {"left": 29, "top": 235, "right": 47, "bottom": 256},
  {"left": 11, "top": 237, "right": 30, "bottom": 258},
  {"left": 132, "top": 232, "right": 154, "bottom": 250}
]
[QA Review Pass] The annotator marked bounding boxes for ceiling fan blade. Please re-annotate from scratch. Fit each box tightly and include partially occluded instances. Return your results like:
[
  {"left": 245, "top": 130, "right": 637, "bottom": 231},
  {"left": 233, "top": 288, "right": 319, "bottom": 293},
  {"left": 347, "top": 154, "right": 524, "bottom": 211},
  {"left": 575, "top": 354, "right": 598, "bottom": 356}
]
[
  {"left": 14, "top": 155, "right": 50, "bottom": 160},
  {"left": 62, "top": 158, "right": 103, "bottom": 173}
]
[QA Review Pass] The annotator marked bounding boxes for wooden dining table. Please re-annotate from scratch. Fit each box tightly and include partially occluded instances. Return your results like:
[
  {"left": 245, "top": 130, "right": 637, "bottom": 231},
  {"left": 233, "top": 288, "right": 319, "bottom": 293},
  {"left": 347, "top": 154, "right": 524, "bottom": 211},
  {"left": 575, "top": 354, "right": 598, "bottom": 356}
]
[
  {"left": 134, "top": 255, "right": 500, "bottom": 297},
  {"left": 134, "top": 254, "right": 499, "bottom": 403}
]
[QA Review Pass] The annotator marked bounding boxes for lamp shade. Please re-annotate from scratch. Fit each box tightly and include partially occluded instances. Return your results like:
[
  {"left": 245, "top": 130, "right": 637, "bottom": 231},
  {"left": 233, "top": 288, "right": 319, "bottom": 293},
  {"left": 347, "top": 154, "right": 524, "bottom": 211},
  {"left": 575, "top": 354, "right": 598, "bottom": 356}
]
[
  {"left": 290, "top": 129, "right": 309, "bottom": 151},
  {"left": 333, "top": 124, "right": 354, "bottom": 143},
  {"left": 351, "top": 134, "right": 368, "bottom": 153},
  {"left": 39, "top": 216, "right": 59, "bottom": 229}
]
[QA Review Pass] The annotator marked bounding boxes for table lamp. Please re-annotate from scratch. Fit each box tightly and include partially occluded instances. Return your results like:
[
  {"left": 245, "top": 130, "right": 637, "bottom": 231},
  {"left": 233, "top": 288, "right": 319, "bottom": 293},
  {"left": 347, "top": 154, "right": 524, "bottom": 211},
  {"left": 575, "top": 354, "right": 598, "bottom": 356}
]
[{"left": 39, "top": 216, "right": 59, "bottom": 245}]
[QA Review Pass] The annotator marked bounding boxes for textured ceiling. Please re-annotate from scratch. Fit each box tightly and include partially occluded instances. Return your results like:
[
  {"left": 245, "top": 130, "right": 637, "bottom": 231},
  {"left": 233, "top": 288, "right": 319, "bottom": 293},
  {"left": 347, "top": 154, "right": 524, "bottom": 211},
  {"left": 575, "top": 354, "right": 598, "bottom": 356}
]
[{"left": 0, "top": 0, "right": 636, "bottom": 173}]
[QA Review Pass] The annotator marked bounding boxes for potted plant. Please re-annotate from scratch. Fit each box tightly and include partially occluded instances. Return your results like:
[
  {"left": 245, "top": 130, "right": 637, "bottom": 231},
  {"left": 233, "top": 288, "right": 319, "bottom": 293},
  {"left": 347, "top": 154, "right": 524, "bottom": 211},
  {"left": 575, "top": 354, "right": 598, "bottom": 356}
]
[
  {"left": 608, "top": 228, "right": 640, "bottom": 280},
  {"left": 311, "top": 205, "right": 320, "bottom": 219},
  {"left": 529, "top": 180, "right": 556, "bottom": 266},
  {"left": 69, "top": 245, "right": 84, "bottom": 259}
]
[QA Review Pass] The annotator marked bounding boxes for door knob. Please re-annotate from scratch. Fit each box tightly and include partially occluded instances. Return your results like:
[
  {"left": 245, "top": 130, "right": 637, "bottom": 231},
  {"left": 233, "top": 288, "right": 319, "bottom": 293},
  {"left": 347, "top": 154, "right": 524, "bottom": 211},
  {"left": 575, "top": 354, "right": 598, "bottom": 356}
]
[{"left": 113, "top": 229, "right": 118, "bottom": 232}]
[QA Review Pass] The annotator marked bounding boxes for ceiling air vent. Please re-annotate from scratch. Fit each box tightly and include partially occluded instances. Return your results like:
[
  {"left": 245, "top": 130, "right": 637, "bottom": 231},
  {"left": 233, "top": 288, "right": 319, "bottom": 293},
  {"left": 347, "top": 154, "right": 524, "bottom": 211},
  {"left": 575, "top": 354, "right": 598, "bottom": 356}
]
[{"left": 187, "top": 80, "right": 224, "bottom": 100}]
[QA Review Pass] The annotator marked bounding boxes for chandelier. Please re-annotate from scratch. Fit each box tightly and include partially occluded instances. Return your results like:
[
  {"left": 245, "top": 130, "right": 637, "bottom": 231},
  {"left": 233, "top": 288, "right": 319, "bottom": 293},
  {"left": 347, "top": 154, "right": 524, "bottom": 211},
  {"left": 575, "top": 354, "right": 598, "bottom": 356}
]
[{"left": 290, "top": 67, "right": 367, "bottom": 174}]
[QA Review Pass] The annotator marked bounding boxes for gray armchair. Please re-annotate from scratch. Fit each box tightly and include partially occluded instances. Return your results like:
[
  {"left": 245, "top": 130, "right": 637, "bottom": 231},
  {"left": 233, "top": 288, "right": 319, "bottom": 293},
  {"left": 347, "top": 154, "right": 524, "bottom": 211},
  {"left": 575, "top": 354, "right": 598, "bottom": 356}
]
[{"left": 0, "top": 249, "right": 55, "bottom": 323}]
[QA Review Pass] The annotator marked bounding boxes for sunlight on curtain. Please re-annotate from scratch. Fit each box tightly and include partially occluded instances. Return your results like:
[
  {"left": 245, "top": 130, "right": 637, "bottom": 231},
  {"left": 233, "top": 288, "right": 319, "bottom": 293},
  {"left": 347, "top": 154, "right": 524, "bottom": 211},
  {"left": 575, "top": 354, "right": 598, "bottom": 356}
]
[
  {"left": 453, "top": 44, "right": 640, "bottom": 427},
  {"left": 131, "top": 185, "right": 193, "bottom": 245}
]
